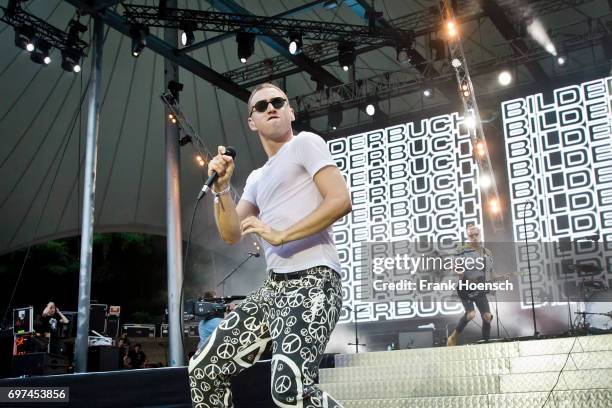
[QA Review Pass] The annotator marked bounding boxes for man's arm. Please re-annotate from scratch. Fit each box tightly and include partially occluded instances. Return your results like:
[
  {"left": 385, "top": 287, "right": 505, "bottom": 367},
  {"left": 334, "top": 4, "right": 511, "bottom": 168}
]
[
  {"left": 215, "top": 197, "right": 258, "bottom": 245},
  {"left": 56, "top": 308, "right": 69, "bottom": 324},
  {"left": 241, "top": 165, "right": 351, "bottom": 244}
]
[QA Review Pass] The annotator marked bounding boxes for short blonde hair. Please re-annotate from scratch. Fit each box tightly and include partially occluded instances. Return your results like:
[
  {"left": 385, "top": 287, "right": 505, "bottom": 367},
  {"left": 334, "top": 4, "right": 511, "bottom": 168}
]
[{"left": 247, "top": 83, "right": 288, "bottom": 115}]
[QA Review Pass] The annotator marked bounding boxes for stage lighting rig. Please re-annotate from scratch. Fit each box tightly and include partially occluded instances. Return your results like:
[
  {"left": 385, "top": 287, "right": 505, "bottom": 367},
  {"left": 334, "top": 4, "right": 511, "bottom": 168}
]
[
  {"left": 328, "top": 104, "right": 343, "bottom": 130},
  {"left": 288, "top": 32, "right": 303, "bottom": 55},
  {"left": 1, "top": 3, "right": 88, "bottom": 71},
  {"left": 236, "top": 32, "right": 255, "bottom": 63},
  {"left": 31, "top": 38, "right": 52, "bottom": 65},
  {"left": 14, "top": 25, "right": 34, "bottom": 51},
  {"left": 338, "top": 42, "right": 355, "bottom": 71},
  {"left": 180, "top": 23, "right": 196, "bottom": 47},
  {"left": 130, "top": 24, "right": 149, "bottom": 57}
]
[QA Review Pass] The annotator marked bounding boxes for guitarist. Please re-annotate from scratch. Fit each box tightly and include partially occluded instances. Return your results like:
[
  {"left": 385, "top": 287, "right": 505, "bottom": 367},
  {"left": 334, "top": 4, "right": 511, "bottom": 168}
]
[{"left": 447, "top": 224, "right": 494, "bottom": 346}]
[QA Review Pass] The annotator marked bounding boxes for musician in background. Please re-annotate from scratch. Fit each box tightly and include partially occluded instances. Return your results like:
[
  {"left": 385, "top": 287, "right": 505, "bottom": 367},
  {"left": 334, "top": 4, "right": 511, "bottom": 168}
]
[
  {"left": 447, "top": 225, "right": 494, "bottom": 346},
  {"left": 198, "top": 290, "right": 236, "bottom": 350},
  {"left": 197, "top": 290, "right": 225, "bottom": 349},
  {"left": 40, "top": 301, "right": 69, "bottom": 354}
]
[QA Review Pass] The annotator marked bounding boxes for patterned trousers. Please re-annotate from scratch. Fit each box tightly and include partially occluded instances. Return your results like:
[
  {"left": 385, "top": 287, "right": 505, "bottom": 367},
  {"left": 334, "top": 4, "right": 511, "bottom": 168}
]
[{"left": 187, "top": 266, "right": 344, "bottom": 408}]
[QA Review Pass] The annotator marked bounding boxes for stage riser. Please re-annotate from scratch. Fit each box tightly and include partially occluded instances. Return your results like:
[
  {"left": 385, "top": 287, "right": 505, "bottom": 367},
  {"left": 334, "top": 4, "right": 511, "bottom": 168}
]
[
  {"left": 320, "top": 351, "right": 612, "bottom": 383},
  {"left": 337, "top": 389, "right": 612, "bottom": 408},
  {"left": 334, "top": 335, "right": 612, "bottom": 368},
  {"left": 321, "top": 368, "right": 612, "bottom": 399}
]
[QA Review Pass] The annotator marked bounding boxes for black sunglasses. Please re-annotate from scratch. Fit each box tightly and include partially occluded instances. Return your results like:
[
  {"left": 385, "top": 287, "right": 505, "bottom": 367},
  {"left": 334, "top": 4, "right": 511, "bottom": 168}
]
[{"left": 250, "top": 97, "right": 287, "bottom": 116}]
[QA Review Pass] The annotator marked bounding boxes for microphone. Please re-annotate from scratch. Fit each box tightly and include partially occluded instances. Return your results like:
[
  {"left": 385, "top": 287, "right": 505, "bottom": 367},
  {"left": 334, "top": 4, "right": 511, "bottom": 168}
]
[
  {"left": 197, "top": 146, "right": 237, "bottom": 200},
  {"left": 248, "top": 252, "right": 261, "bottom": 258}
]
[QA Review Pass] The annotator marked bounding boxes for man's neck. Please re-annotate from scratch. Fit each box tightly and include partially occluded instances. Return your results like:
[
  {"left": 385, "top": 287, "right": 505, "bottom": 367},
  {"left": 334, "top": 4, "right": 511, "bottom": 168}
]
[{"left": 260, "top": 129, "right": 294, "bottom": 158}]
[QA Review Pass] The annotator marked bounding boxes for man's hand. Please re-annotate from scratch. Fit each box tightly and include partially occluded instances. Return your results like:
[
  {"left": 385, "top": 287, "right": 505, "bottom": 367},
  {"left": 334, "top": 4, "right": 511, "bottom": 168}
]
[
  {"left": 240, "top": 216, "right": 285, "bottom": 246},
  {"left": 208, "top": 146, "right": 235, "bottom": 190}
]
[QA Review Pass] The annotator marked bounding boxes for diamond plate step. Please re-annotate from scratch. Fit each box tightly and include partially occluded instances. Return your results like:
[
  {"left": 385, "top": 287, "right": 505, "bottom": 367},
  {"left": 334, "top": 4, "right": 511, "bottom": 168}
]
[
  {"left": 335, "top": 389, "right": 612, "bottom": 408},
  {"left": 333, "top": 334, "right": 612, "bottom": 368}
]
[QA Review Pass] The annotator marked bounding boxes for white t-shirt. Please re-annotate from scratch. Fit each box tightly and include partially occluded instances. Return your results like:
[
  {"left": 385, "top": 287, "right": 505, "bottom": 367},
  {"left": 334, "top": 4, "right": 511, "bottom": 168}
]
[{"left": 240, "top": 131, "right": 341, "bottom": 274}]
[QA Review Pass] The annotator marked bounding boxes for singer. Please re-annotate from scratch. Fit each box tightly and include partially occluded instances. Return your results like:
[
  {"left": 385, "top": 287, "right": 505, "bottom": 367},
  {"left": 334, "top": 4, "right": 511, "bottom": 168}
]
[{"left": 188, "top": 83, "right": 351, "bottom": 408}]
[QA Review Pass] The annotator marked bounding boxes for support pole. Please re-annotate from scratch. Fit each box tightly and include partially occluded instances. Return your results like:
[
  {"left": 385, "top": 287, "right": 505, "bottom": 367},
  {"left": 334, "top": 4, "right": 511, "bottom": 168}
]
[
  {"left": 164, "top": 0, "right": 185, "bottom": 366},
  {"left": 74, "top": 17, "right": 104, "bottom": 373}
]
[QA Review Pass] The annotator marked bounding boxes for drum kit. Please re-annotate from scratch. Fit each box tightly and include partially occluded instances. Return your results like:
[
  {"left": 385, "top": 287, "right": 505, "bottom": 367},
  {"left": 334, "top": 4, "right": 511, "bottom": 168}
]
[{"left": 570, "top": 264, "right": 612, "bottom": 332}]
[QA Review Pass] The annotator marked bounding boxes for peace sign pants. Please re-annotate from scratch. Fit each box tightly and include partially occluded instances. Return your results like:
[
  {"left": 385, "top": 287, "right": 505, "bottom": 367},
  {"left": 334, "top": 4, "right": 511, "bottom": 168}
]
[{"left": 187, "top": 266, "right": 344, "bottom": 408}]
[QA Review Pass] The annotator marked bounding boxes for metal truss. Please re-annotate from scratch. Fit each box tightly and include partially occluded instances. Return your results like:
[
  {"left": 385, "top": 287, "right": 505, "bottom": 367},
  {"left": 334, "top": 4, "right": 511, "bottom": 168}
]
[
  {"left": 291, "top": 12, "right": 610, "bottom": 119},
  {"left": 122, "top": 4, "right": 415, "bottom": 46},
  {"left": 0, "top": 3, "right": 88, "bottom": 54},
  {"left": 222, "top": 0, "right": 595, "bottom": 86},
  {"left": 441, "top": 0, "right": 504, "bottom": 230}
]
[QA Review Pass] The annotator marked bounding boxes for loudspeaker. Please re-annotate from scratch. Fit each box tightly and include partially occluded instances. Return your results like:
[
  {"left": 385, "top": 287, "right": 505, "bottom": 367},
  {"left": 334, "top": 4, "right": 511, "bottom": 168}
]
[
  {"left": 88, "top": 346, "right": 120, "bottom": 372},
  {"left": 11, "top": 352, "right": 69, "bottom": 377},
  {"left": 106, "top": 316, "right": 120, "bottom": 338},
  {"left": 90, "top": 304, "right": 107, "bottom": 334}
]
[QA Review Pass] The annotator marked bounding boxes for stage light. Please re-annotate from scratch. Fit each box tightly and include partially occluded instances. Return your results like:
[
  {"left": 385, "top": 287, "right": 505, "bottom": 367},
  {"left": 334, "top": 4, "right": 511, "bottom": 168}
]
[
  {"left": 464, "top": 114, "right": 476, "bottom": 129},
  {"left": 168, "top": 114, "right": 174, "bottom": 120},
  {"left": 31, "top": 38, "right": 52, "bottom": 65},
  {"left": 338, "top": 42, "right": 355, "bottom": 72},
  {"left": 237, "top": 32, "right": 255, "bottom": 64},
  {"left": 460, "top": 81, "right": 470, "bottom": 97},
  {"left": 288, "top": 32, "right": 302, "bottom": 55},
  {"left": 328, "top": 104, "right": 343, "bottom": 129},
  {"left": 556, "top": 54, "right": 567, "bottom": 66},
  {"left": 181, "top": 28, "right": 195, "bottom": 47},
  {"left": 61, "top": 48, "right": 82, "bottom": 73},
  {"left": 451, "top": 58, "right": 462, "bottom": 68},
  {"left": 489, "top": 199, "right": 500, "bottom": 214},
  {"left": 130, "top": 25, "right": 149, "bottom": 57},
  {"left": 480, "top": 173, "right": 492, "bottom": 189},
  {"left": 423, "top": 88, "right": 433, "bottom": 98},
  {"left": 447, "top": 20, "right": 457, "bottom": 37},
  {"left": 14, "top": 26, "right": 35, "bottom": 52},
  {"left": 475, "top": 140, "right": 486, "bottom": 157},
  {"left": 498, "top": 70, "right": 512, "bottom": 86},
  {"left": 366, "top": 103, "right": 375, "bottom": 116},
  {"left": 171, "top": 117, "right": 177, "bottom": 124}
]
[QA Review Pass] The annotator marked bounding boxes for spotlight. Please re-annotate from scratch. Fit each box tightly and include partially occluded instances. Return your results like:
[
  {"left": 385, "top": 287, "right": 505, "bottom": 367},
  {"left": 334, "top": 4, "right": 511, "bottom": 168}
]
[
  {"left": 447, "top": 20, "right": 457, "bottom": 38},
  {"left": 460, "top": 81, "right": 470, "bottom": 97},
  {"left": 130, "top": 25, "right": 149, "bottom": 57},
  {"left": 328, "top": 104, "right": 343, "bottom": 130},
  {"left": 423, "top": 87, "right": 433, "bottom": 98},
  {"left": 31, "top": 38, "right": 52, "bottom": 65},
  {"left": 288, "top": 32, "right": 302, "bottom": 55},
  {"left": 545, "top": 43, "right": 556, "bottom": 55},
  {"left": 451, "top": 58, "right": 462, "bottom": 68},
  {"left": 338, "top": 42, "right": 355, "bottom": 72},
  {"left": 498, "top": 69, "right": 512, "bottom": 86},
  {"left": 14, "top": 26, "right": 35, "bottom": 52},
  {"left": 480, "top": 173, "right": 492, "bottom": 189},
  {"left": 181, "top": 28, "right": 195, "bottom": 47},
  {"left": 489, "top": 199, "right": 500, "bottom": 214},
  {"left": 475, "top": 140, "right": 486, "bottom": 157},
  {"left": 556, "top": 54, "right": 567, "bottom": 66},
  {"left": 365, "top": 103, "right": 375, "bottom": 116},
  {"left": 237, "top": 32, "right": 255, "bottom": 63},
  {"left": 61, "top": 48, "right": 82, "bottom": 73},
  {"left": 464, "top": 114, "right": 476, "bottom": 129}
]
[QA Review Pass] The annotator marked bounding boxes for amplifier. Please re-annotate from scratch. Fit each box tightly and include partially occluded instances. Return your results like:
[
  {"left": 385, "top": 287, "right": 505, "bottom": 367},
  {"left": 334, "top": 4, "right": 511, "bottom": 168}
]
[
  {"left": 122, "top": 324, "right": 156, "bottom": 338},
  {"left": 11, "top": 352, "right": 70, "bottom": 377}
]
